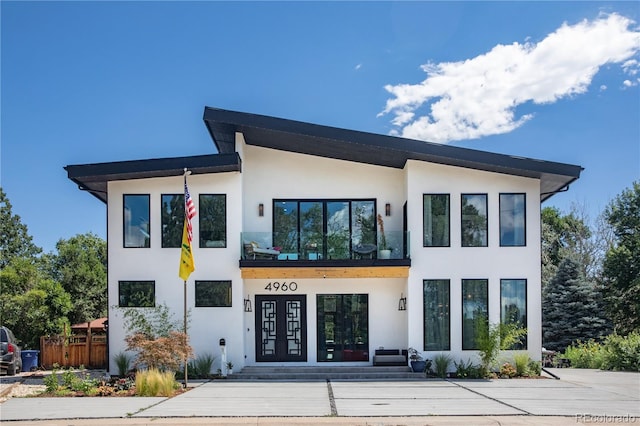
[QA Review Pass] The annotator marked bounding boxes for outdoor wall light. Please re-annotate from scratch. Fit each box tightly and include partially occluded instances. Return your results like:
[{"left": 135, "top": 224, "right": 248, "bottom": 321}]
[
  {"left": 258, "top": 203, "right": 264, "bottom": 217},
  {"left": 244, "top": 297, "right": 253, "bottom": 312},
  {"left": 398, "top": 293, "right": 407, "bottom": 311},
  {"left": 385, "top": 203, "right": 391, "bottom": 216}
]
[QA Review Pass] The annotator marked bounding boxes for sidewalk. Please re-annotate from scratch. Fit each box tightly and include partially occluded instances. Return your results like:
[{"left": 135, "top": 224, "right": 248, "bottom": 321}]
[{"left": 1, "top": 369, "right": 638, "bottom": 424}]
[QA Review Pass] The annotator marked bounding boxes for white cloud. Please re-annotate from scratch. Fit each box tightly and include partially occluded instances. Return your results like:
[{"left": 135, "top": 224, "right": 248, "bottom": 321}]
[
  {"left": 379, "top": 13, "right": 640, "bottom": 143},
  {"left": 600, "top": 85, "right": 608, "bottom": 91},
  {"left": 355, "top": 63, "right": 362, "bottom": 71}
]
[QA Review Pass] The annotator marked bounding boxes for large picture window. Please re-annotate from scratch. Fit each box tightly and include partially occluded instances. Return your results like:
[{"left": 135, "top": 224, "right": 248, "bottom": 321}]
[
  {"left": 118, "top": 281, "right": 155, "bottom": 307},
  {"left": 199, "top": 194, "right": 226, "bottom": 248},
  {"left": 461, "top": 194, "right": 488, "bottom": 247},
  {"left": 424, "top": 280, "right": 450, "bottom": 351},
  {"left": 123, "top": 194, "right": 150, "bottom": 248},
  {"left": 500, "top": 193, "right": 526, "bottom": 246},
  {"left": 462, "top": 279, "right": 488, "bottom": 350},
  {"left": 423, "top": 194, "right": 450, "bottom": 247},
  {"left": 317, "top": 294, "right": 368, "bottom": 362},
  {"left": 161, "top": 194, "right": 184, "bottom": 248},
  {"left": 274, "top": 199, "right": 376, "bottom": 260},
  {"left": 501, "top": 279, "right": 527, "bottom": 349},
  {"left": 195, "top": 281, "right": 232, "bottom": 307}
]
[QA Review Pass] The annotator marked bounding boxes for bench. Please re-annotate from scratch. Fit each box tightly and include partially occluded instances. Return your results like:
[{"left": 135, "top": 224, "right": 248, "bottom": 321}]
[{"left": 373, "top": 349, "right": 408, "bottom": 366}]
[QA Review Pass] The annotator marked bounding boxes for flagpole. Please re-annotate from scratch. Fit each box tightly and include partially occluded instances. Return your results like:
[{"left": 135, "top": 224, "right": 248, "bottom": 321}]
[{"left": 183, "top": 278, "right": 188, "bottom": 388}]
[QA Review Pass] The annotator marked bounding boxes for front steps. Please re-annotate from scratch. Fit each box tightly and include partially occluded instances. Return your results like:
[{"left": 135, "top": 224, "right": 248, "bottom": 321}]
[{"left": 227, "top": 365, "right": 426, "bottom": 381}]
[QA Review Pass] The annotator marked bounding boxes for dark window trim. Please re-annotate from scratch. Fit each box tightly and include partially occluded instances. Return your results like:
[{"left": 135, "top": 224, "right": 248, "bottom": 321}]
[
  {"left": 123, "top": 194, "right": 150, "bottom": 249},
  {"left": 461, "top": 278, "right": 488, "bottom": 351},
  {"left": 199, "top": 193, "right": 227, "bottom": 249},
  {"left": 118, "top": 280, "right": 155, "bottom": 308},
  {"left": 500, "top": 278, "right": 528, "bottom": 349},
  {"left": 461, "top": 193, "right": 488, "bottom": 248},
  {"left": 194, "top": 280, "right": 232, "bottom": 307},
  {"left": 423, "top": 279, "right": 451, "bottom": 351},
  {"left": 499, "top": 193, "right": 527, "bottom": 247},
  {"left": 161, "top": 193, "right": 184, "bottom": 248},
  {"left": 422, "top": 193, "right": 451, "bottom": 248}
]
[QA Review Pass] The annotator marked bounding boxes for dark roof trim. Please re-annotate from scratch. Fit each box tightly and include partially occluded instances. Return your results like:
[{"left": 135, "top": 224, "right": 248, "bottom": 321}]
[
  {"left": 203, "top": 107, "right": 583, "bottom": 202},
  {"left": 65, "top": 153, "right": 241, "bottom": 203}
]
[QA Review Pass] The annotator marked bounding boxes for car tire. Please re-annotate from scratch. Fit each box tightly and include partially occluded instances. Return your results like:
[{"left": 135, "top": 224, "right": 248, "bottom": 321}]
[{"left": 7, "top": 362, "right": 16, "bottom": 376}]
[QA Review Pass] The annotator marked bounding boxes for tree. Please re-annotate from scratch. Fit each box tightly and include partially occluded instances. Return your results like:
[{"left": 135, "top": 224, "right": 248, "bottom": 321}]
[
  {"left": 602, "top": 182, "right": 640, "bottom": 335},
  {"left": 0, "top": 258, "right": 72, "bottom": 348},
  {"left": 542, "top": 257, "right": 610, "bottom": 351},
  {"left": 46, "top": 233, "right": 107, "bottom": 325},
  {"left": 0, "top": 187, "right": 41, "bottom": 268}
]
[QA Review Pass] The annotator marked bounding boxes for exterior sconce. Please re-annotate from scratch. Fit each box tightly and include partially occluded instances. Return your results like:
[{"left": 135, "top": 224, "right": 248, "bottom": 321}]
[
  {"left": 385, "top": 203, "right": 391, "bottom": 216},
  {"left": 244, "top": 297, "right": 252, "bottom": 312},
  {"left": 258, "top": 203, "right": 264, "bottom": 217},
  {"left": 398, "top": 293, "right": 407, "bottom": 311}
]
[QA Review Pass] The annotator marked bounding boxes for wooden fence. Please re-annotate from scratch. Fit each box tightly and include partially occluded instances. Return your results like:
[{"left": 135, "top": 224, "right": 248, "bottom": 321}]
[{"left": 39, "top": 333, "right": 107, "bottom": 369}]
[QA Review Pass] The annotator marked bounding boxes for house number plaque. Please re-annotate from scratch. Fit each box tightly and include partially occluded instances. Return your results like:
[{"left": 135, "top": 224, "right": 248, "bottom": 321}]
[{"left": 264, "top": 281, "right": 298, "bottom": 292}]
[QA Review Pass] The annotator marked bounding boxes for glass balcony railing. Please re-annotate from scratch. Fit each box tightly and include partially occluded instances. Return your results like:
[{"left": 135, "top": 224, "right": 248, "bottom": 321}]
[{"left": 241, "top": 231, "right": 409, "bottom": 261}]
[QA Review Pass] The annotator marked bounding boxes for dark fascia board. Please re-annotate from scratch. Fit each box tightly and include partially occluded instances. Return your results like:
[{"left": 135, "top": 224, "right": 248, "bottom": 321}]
[
  {"left": 65, "top": 153, "right": 241, "bottom": 203},
  {"left": 203, "top": 107, "right": 583, "bottom": 202}
]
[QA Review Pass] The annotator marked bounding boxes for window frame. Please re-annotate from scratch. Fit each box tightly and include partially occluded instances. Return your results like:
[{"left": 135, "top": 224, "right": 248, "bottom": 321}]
[
  {"left": 194, "top": 280, "right": 232, "bottom": 307},
  {"left": 123, "top": 194, "right": 151, "bottom": 248},
  {"left": 199, "top": 194, "right": 227, "bottom": 248},
  {"left": 118, "top": 280, "right": 155, "bottom": 307},
  {"left": 461, "top": 278, "right": 488, "bottom": 350},
  {"left": 423, "top": 279, "right": 451, "bottom": 351},
  {"left": 461, "top": 193, "right": 488, "bottom": 247},
  {"left": 423, "top": 194, "right": 451, "bottom": 247},
  {"left": 499, "top": 193, "right": 527, "bottom": 247}
]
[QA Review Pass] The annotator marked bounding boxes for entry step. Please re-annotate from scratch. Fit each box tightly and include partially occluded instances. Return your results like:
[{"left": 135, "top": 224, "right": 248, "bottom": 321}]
[{"left": 228, "top": 365, "right": 426, "bottom": 381}]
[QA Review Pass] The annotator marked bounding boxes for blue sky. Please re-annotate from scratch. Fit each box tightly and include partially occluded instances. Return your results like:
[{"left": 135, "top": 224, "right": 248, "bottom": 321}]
[{"left": 1, "top": 1, "right": 639, "bottom": 253}]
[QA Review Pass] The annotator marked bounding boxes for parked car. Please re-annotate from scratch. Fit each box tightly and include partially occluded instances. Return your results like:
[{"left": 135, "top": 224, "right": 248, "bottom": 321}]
[{"left": 0, "top": 325, "right": 22, "bottom": 375}]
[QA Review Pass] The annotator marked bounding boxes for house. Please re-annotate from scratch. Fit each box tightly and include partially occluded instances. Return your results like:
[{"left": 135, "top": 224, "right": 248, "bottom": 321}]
[{"left": 65, "top": 106, "right": 582, "bottom": 374}]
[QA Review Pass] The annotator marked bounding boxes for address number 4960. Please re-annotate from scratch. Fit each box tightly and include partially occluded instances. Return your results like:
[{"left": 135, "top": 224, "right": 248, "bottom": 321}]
[{"left": 264, "top": 282, "right": 298, "bottom": 292}]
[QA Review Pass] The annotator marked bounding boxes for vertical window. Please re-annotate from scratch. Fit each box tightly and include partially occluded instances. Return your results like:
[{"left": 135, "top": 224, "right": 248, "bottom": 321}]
[
  {"left": 501, "top": 279, "right": 527, "bottom": 349},
  {"left": 195, "top": 281, "right": 232, "bottom": 307},
  {"left": 118, "top": 281, "right": 155, "bottom": 307},
  {"left": 500, "top": 193, "right": 526, "bottom": 246},
  {"left": 123, "top": 194, "right": 150, "bottom": 248},
  {"left": 317, "top": 294, "right": 368, "bottom": 362},
  {"left": 462, "top": 279, "right": 488, "bottom": 350},
  {"left": 161, "top": 194, "right": 184, "bottom": 248},
  {"left": 199, "top": 194, "right": 226, "bottom": 248},
  {"left": 424, "top": 280, "right": 450, "bottom": 351},
  {"left": 423, "top": 194, "right": 450, "bottom": 247},
  {"left": 461, "top": 194, "right": 488, "bottom": 247}
]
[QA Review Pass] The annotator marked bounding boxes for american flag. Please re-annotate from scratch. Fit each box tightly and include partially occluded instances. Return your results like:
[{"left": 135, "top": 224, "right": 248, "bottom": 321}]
[{"left": 184, "top": 178, "right": 196, "bottom": 242}]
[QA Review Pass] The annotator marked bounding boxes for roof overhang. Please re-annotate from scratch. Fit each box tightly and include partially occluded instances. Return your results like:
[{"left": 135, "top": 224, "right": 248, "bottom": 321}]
[
  {"left": 203, "top": 107, "right": 582, "bottom": 202},
  {"left": 65, "top": 153, "right": 241, "bottom": 203}
]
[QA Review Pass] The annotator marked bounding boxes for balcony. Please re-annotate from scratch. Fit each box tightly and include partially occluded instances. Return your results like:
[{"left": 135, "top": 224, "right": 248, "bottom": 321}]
[{"left": 239, "top": 232, "right": 410, "bottom": 279}]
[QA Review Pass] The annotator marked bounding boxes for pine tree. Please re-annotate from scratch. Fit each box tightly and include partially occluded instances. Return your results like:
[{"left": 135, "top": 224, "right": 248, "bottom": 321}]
[{"left": 542, "top": 257, "right": 610, "bottom": 351}]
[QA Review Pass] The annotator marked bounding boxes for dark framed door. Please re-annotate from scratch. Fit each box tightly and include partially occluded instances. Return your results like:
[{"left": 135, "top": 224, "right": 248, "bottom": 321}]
[{"left": 255, "top": 295, "right": 307, "bottom": 362}]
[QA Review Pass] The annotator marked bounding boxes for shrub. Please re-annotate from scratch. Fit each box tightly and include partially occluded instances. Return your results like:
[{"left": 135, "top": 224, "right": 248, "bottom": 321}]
[
  {"left": 189, "top": 352, "right": 216, "bottom": 378},
  {"left": 433, "top": 353, "right": 452, "bottom": 378},
  {"left": 562, "top": 340, "right": 604, "bottom": 369},
  {"left": 513, "top": 352, "right": 530, "bottom": 376},
  {"left": 528, "top": 360, "right": 542, "bottom": 376},
  {"left": 500, "top": 362, "right": 517, "bottom": 378},
  {"left": 113, "top": 351, "right": 133, "bottom": 377},
  {"left": 454, "top": 358, "right": 484, "bottom": 379},
  {"left": 42, "top": 367, "right": 99, "bottom": 395},
  {"left": 135, "top": 368, "right": 180, "bottom": 397},
  {"left": 601, "top": 332, "right": 640, "bottom": 372},
  {"left": 475, "top": 317, "right": 527, "bottom": 373}
]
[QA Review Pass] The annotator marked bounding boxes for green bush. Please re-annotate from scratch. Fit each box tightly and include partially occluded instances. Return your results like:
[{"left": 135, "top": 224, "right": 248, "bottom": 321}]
[
  {"left": 433, "top": 353, "right": 452, "bottom": 378},
  {"left": 601, "top": 332, "right": 640, "bottom": 372},
  {"left": 500, "top": 362, "right": 517, "bottom": 378},
  {"left": 513, "top": 353, "right": 530, "bottom": 376},
  {"left": 528, "top": 360, "right": 542, "bottom": 376},
  {"left": 562, "top": 340, "right": 604, "bottom": 369},
  {"left": 113, "top": 351, "right": 133, "bottom": 377},
  {"left": 454, "top": 358, "right": 485, "bottom": 379},
  {"left": 188, "top": 352, "right": 216, "bottom": 379},
  {"left": 135, "top": 368, "right": 180, "bottom": 397}
]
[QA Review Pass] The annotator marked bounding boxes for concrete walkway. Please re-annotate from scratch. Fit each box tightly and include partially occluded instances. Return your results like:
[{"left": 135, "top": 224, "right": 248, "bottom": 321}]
[{"left": 0, "top": 369, "right": 638, "bottom": 424}]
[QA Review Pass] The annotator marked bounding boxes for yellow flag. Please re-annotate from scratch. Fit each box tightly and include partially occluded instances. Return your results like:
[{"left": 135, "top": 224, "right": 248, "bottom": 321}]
[{"left": 179, "top": 176, "right": 196, "bottom": 281}]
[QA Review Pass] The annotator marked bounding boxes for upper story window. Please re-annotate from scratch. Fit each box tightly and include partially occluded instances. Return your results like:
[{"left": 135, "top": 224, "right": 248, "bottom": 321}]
[
  {"left": 500, "top": 193, "right": 526, "bottom": 246},
  {"left": 199, "top": 194, "right": 226, "bottom": 248},
  {"left": 423, "top": 194, "right": 450, "bottom": 247},
  {"left": 273, "top": 199, "right": 376, "bottom": 260},
  {"left": 461, "top": 194, "right": 488, "bottom": 247},
  {"left": 123, "top": 194, "right": 150, "bottom": 248},
  {"left": 118, "top": 280, "right": 155, "bottom": 307},
  {"left": 161, "top": 194, "right": 184, "bottom": 248}
]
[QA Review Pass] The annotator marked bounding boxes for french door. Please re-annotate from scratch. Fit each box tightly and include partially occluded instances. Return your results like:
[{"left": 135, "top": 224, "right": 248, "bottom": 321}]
[{"left": 255, "top": 295, "right": 307, "bottom": 362}]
